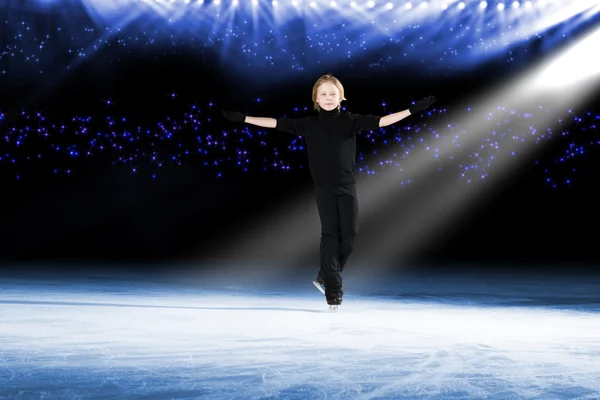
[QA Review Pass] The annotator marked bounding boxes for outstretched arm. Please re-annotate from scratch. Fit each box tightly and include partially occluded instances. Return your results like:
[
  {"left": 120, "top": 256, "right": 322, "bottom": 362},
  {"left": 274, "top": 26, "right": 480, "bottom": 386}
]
[
  {"left": 379, "top": 109, "right": 411, "bottom": 127},
  {"left": 222, "top": 110, "right": 277, "bottom": 128},
  {"left": 379, "top": 96, "right": 436, "bottom": 128},
  {"left": 245, "top": 116, "right": 277, "bottom": 129}
]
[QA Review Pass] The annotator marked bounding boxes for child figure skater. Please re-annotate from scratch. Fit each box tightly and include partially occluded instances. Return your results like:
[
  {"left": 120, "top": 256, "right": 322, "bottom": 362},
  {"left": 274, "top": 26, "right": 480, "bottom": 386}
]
[{"left": 222, "top": 74, "right": 435, "bottom": 309}]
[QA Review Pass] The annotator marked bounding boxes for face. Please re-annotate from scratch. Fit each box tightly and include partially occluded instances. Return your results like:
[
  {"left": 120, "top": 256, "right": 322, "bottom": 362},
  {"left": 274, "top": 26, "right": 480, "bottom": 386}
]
[{"left": 316, "top": 82, "right": 341, "bottom": 111}]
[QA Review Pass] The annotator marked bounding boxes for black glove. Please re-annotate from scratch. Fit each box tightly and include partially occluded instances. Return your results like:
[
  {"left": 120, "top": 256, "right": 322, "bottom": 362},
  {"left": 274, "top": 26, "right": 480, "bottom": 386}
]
[
  {"left": 409, "top": 96, "right": 436, "bottom": 114},
  {"left": 221, "top": 110, "right": 246, "bottom": 123}
]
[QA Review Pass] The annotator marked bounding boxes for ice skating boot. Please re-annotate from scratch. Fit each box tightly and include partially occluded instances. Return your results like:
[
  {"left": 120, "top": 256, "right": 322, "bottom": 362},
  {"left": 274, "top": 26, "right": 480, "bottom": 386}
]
[{"left": 326, "top": 294, "right": 342, "bottom": 311}]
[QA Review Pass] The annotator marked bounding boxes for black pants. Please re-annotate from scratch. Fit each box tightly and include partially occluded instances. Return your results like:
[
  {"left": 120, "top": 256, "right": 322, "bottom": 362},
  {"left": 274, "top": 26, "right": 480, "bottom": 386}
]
[{"left": 314, "top": 184, "right": 358, "bottom": 301}]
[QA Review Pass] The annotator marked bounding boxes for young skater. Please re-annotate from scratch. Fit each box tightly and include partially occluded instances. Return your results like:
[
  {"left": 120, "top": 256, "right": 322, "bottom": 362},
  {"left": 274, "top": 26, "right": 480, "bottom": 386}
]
[{"left": 222, "top": 74, "right": 435, "bottom": 309}]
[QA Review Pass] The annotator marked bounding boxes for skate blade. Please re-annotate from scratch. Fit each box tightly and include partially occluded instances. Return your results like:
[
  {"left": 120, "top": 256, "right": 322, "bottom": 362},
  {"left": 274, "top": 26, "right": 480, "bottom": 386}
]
[
  {"left": 312, "top": 280, "right": 325, "bottom": 295},
  {"left": 328, "top": 305, "right": 339, "bottom": 311}
]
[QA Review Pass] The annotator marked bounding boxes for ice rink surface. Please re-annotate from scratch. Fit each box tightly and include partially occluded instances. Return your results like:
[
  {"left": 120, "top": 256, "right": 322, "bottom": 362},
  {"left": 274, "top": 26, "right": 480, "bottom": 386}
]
[{"left": 1, "top": 270, "right": 599, "bottom": 399}]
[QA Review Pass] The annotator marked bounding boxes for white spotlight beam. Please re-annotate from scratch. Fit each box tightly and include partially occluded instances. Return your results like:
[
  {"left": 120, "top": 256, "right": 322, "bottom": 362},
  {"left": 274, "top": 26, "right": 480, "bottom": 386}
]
[
  {"left": 357, "top": 24, "right": 600, "bottom": 269},
  {"left": 197, "top": 188, "right": 320, "bottom": 282},
  {"left": 528, "top": 23, "right": 600, "bottom": 92},
  {"left": 356, "top": 102, "right": 575, "bottom": 269}
]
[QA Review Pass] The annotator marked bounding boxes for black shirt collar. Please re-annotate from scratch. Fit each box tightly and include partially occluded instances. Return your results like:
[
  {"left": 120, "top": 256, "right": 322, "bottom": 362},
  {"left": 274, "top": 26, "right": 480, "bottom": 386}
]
[{"left": 318, "top": 107, "right": 341, "bottom": 119}]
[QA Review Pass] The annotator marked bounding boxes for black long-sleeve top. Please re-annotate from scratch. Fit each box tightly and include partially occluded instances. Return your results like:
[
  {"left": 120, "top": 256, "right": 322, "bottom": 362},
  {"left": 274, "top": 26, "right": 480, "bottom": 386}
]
[{"left": 276, "top": 108, "right": 381, "bottom": 186}]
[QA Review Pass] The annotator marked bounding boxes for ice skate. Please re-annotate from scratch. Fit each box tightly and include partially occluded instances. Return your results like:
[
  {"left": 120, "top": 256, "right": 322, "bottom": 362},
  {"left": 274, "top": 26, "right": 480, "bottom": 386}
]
[
  {"left": 326, "top": 294, "right": 342, "bottom": 311},
  {"left": 312, "top": 279, "right": 325, "bottom": 295},
  {"left": 314, "top": 274, "right": 342, "bottom": 310}
]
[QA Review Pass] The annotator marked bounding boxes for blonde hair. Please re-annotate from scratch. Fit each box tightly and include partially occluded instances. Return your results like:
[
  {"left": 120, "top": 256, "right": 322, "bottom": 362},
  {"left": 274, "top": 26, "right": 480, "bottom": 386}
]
[{"left": 311, "top": 73, "right": 347, "bottom": 111}]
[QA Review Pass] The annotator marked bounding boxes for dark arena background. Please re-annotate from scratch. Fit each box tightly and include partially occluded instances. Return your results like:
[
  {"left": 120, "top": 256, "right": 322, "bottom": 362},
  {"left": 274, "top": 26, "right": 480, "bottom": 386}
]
[{"left": 1, "top": 0, "right": 600, "bottom": 398}]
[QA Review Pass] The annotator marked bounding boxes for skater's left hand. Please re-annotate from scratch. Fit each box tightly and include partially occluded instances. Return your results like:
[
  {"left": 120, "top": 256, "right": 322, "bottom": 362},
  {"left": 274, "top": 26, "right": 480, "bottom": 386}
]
[{"left": 409, "top": 96, "right": 436, "bottom": 114}]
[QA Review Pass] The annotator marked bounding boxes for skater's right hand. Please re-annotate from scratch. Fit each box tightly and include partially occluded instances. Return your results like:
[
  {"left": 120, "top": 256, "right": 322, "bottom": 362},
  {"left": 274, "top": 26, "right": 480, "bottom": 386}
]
[{"left": 221, "top": 110, "right": 246, "bottom": 123}]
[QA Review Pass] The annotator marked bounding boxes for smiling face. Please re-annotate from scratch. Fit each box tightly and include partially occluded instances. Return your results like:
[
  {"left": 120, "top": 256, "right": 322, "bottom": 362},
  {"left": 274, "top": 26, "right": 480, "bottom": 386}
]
[
  {"left": 311, "top": 74, "right": 347, "bottom": 111},
  {"left": 316, "top": 82, "right": 341, "bottom": 111}
]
